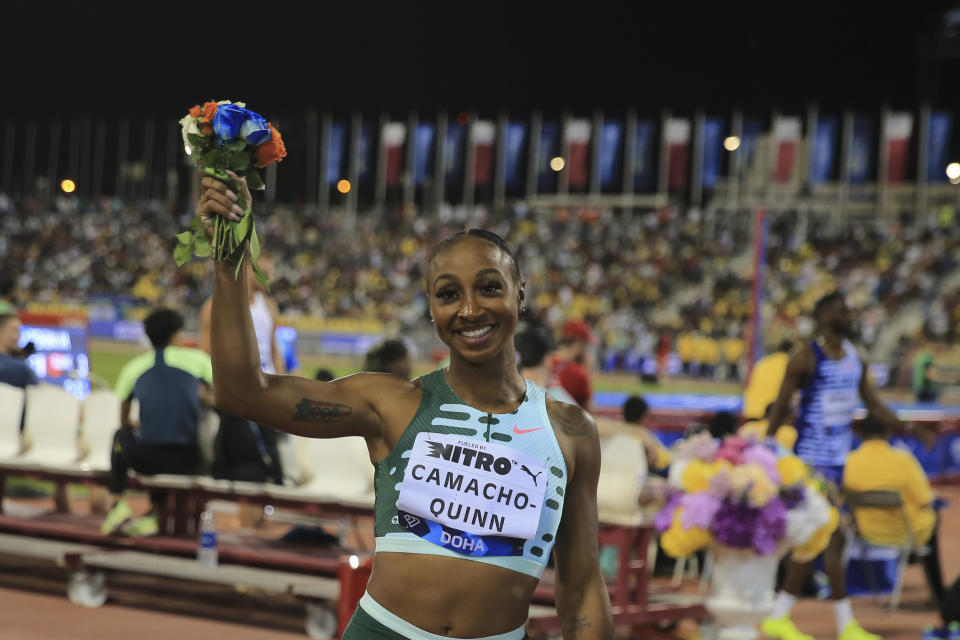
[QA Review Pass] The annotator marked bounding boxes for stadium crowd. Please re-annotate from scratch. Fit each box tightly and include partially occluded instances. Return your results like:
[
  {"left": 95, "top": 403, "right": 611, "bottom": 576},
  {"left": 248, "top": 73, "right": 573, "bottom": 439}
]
[{"left": 3, "top": 193, "right": 960, "bottom": 380}]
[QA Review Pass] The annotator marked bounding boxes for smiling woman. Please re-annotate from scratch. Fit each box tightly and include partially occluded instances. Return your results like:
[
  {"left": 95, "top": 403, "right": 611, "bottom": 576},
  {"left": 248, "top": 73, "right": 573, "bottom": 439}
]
[{"left": 199, "top": 171, "right": 612, "bottom": 640}]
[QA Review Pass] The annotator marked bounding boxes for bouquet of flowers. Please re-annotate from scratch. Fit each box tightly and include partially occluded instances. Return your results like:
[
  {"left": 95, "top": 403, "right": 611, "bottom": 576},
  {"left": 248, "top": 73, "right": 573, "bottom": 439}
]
[
  {"left": 173, "top": 100, "right": 287, "bottom": 288},
  {"left": 655, "top": 432, "right": 838, "bottom": 560}
]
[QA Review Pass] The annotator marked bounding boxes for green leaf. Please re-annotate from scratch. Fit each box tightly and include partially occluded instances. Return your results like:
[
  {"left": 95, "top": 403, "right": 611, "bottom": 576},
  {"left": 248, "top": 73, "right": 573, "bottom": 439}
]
[
  {"left": 245, "top": 170, "right": 265, "bottom": 191},
  {"left": 202, "top": 150, "right": 229, "bottom": 171},
  {"left": 223, "top": 140, "right": 247, "bottom": 152},
  {"left": 176, "top": 231, "right": 193, "bottom": 245},
  {"left": 233, "top": 252, "right": 245, "bottom": 279},
  {"left": 249, "top": 224, "right": 261, "bottom": 261},
  {"left": 194, "top": 235, "right": 210, "bottom": 258},
  {"left": 173, "top": 242, "right": 193, "bottom": 267},
  {"left": 187, "top": 133, "right": 206, "bottom": 146},
  {"left": 232, "top": 210, "right": 252, "bottom": 245},
  {"left": 229, "top": 151, "right": 251, "bottom": 172},
  {"left": 189, "top": 216, "right": 203, "bottom": 232}
]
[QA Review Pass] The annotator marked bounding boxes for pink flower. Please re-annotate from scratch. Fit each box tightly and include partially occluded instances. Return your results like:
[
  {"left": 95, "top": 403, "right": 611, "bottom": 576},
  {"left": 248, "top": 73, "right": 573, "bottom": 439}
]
[
  {"left": 743, "top": 444, "right": 781, "bottom": 484},
  {"left": 674, "top": 431, "right": 719, "bottom": 461},
  {"left": 716, "top": 435, "right": 749, "bottom": 466}
]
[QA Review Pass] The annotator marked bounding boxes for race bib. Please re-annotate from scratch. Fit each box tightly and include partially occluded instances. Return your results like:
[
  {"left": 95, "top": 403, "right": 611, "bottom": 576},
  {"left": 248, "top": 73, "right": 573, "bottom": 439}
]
[
  {"left": 397, "top": 432, "right": 548, "bottom": 541},
  {"left": 821, "top": 389, "right": 858, "bottom": 426}
]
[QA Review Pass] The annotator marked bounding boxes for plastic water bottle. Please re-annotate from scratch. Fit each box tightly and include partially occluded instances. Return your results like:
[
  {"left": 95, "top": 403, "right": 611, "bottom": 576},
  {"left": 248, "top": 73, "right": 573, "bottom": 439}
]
[
  {"left": 947, "top": 621, "right": 960, "bottom": 640},
  {"left": 197, "top": 510, "right": 218, "bottom": 568}
]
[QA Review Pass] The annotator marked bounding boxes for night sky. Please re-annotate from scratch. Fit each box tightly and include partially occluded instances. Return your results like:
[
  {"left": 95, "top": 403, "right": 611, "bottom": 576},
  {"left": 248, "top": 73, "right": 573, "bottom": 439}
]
[{"left": 4, "top": 1, "right": 959, "bottom": 122}]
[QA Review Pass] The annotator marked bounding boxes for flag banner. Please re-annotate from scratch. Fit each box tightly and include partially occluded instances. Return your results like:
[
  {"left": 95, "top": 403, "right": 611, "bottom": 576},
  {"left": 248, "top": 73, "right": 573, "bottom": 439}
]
[
  {"left": 773, "top": 116, "right": 801, "bottom": 183},
  {"left": 325, "top": 123, "right": 345, "bottom": 185},
  {"left": 598, "top": 120, "right": 623, "bottom": 190},
  {"left": 503, "top": 121, "right": 527, "bottom": 189},
  {"left": 666, "top": 118, "right": 690, "bottom": 190},
  {"left": 701, "top": 117, "right": 723, "bottom": 189},
  {"left": 633, "top": 120, "right": 656, "bottom": 191},
  {"left": 383, "top": 122, "right": 406, "bottom": 187},
  {"left": 444, "top": 122, "right": 465, "bottom": 186},
  {"left": 412, "top": 122, "right": 435, "bottom": 186},
  {"left": 809, "top": 116, "right": 837, "bottom": 185},
  {"left": 927, "top": 111, "right": 952, "bottom": 183},
  {"left": 472, "top": 120, "right": 495, "bottom": 185},
  {"left": 847, "top": 116, "right": 874, "bottom": 185},
  {"left": 536, "top": 121, "right": 560, "bottom": 190},
  {"left": 884, "top": 112, "right": 912, "bottom": 183},
  {"left": 565, "top": 119, "right": 591, "bottom": 190},
  {"left": 358, "top": 123, "right": 374, "bottom": 183},
  {"left": 740, "top": 118, "right": 761, "bottom": 171}
]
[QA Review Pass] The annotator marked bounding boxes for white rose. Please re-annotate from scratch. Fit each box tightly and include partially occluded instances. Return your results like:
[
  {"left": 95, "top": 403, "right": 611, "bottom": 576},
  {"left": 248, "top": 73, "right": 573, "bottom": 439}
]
[{"left": 179, "top": 115, "right": 201, "bottom": 154}]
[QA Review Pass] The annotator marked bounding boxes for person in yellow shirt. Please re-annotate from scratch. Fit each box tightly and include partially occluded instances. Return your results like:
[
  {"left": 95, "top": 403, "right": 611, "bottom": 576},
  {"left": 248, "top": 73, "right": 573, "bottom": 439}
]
[
  {"left": 844, "top": 414, "right": 944, "bottom": 608},
  {"left": 677, "top": 331, "right": 697, "bottom": 375},
  {"left": 742, "top": 340, "right": 793, "bottom": 419},
  {"left": 738, "top": 403, "right": 798, "bottom": 451},
  {"left": 722, "top": 336, "right": 746, "bottom": 381}
]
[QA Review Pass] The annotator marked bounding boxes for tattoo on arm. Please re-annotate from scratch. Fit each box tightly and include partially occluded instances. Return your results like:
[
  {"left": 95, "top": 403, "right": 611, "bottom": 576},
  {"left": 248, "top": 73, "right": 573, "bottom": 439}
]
[
  {"left": 292, "top": 398, "right": 352, "bottom": 422},
  {"left": 566, "top": 617, "right": 592, "bottom": 637}
]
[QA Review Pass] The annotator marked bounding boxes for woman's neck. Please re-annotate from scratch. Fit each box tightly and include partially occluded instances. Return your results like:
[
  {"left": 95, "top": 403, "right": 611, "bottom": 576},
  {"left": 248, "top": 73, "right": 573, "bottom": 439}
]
[{"left": 445, "top": 349, "right": 526, "bottom": 414}]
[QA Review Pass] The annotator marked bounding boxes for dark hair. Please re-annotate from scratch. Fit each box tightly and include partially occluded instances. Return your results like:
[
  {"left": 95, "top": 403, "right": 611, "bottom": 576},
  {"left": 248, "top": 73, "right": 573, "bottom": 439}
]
[
  {"left": 813, "top": 291, "right": 844, "bottom": 319},
  {"left": 776, "top": 339, "right": 793, "bottom": 353},
  {"left": 857, "top": 414, "right": 890, "bottom": 439},
  {"left": 314, "top": 368, "right": 335, "bottom": 382},
  {"left": 143, "top": 308, "right": 184, "bottom": 349},
  {"left": 429, "top": 229, "right": 522, "bottom": 287},
  {"left": 514, "top": 328, "right": 553, "bottom": 369},
  {"left": 623, "top": 396, "right": 649, "bottom": 423},
  {"left": 364, "top": 339, "right": 409, "bottom": 374},
  {"left": 708, "top": 410, "right": 738, "bottom": 439}
]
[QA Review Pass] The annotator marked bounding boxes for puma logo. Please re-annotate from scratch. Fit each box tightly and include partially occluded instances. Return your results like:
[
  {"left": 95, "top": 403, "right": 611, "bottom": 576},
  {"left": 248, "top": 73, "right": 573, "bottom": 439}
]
[{"left": 521, "top": 465, "right": 543, "bottom": 486}]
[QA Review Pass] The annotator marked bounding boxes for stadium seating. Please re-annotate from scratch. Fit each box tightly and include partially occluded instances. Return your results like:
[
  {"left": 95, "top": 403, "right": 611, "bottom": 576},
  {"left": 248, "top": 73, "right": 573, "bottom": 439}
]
[
  {"left": 75, "top": 390, "right": 120, "bottom": 473},
  {"left": 266, "top": 436, "right": 374, "bottom": 506},
  {"left": 0, "top": 384, "right": 81, "bottom": 469},
  {"left": 596, "top": 433, "right": 649, "bottom": 526},
  {"left": 0, "top": 384, "right": 25, "bottom": 459}
]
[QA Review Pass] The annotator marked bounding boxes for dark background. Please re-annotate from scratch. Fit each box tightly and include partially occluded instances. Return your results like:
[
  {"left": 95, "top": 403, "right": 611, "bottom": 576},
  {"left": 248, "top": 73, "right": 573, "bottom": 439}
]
[{"left": 4, "top": 1, "right": 960, "bottom": 120}]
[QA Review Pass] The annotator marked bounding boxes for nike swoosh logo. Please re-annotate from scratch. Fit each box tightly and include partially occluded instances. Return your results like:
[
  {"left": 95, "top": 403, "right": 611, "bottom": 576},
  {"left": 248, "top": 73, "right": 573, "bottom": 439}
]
[{"left": 513, "top": 425, "right": 544, "bottom": 435}]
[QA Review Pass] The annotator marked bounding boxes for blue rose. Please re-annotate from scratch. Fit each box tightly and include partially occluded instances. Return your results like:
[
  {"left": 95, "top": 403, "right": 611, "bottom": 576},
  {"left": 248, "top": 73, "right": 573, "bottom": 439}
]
[
  {"left": 239, "top": 113, "right": 272, "bottom": 145},
  {"left": 212, "top": 104, "right": 248, "bottom": 141}
]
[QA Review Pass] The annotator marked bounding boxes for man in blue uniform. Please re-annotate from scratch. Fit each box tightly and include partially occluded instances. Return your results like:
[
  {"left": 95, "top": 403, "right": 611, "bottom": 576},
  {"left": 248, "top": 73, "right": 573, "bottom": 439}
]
[{"left": 762, "top": 292, "right": 906, "bottom": 640}]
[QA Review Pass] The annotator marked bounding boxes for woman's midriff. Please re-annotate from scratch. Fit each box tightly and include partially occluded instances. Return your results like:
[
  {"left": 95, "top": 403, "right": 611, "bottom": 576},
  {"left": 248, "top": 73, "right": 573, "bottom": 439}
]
[{"left": 365, "top": 552, "right": 539, "bottom": 637}]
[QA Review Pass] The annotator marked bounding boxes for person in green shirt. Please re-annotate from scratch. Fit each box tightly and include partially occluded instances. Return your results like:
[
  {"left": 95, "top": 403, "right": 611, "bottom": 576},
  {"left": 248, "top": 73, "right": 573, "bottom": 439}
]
[{"left": 101, "top": 308, "right": 213, "bottom": 537}]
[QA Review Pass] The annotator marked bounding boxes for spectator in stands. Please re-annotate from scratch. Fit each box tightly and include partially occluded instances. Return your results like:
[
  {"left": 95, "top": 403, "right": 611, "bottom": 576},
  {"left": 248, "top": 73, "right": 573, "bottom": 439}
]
[
  {"left": 101, "top": 308, "right": 213, "bottom": 537},
  {"left": 622, "top": 395, "right": 671, "bottom": 474},
  {"left": 742, "top": 340, "right": 793, "bottom": 419},
  {"left": 363, "top": 339, "right": 413, "bottom": 379},
  {"left": 912, "top": 344, "right": 960, "bottom": 403},
  {"left": 551, "top": 319, "right": 597, "bottom": 410},
  {"left": 0, "top": 303, "right": 38, "bottom": 389},
  {"left": 844, "top": 414, "right": 944, "bottom": 608},
  {"left": 515, "top": 325, "right": 577, "bottom": 404}
]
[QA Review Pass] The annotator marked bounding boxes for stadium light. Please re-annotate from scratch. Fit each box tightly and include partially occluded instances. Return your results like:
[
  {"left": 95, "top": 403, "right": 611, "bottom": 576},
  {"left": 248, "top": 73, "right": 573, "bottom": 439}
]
[
  {"left": 947, "top": 162, "right": 960, "bottom": 181},
  {"left": 60, "top": 179, "right": 76, "bottom": 193},
  {"left": 723, "top": 136, "right": 741, "bottom": 151},
  {"left": 337, "top": 179, "right": 351, "bottom": 194},
  {"left": 550, "top": 156, "right": 565, "bottom": 172}
]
